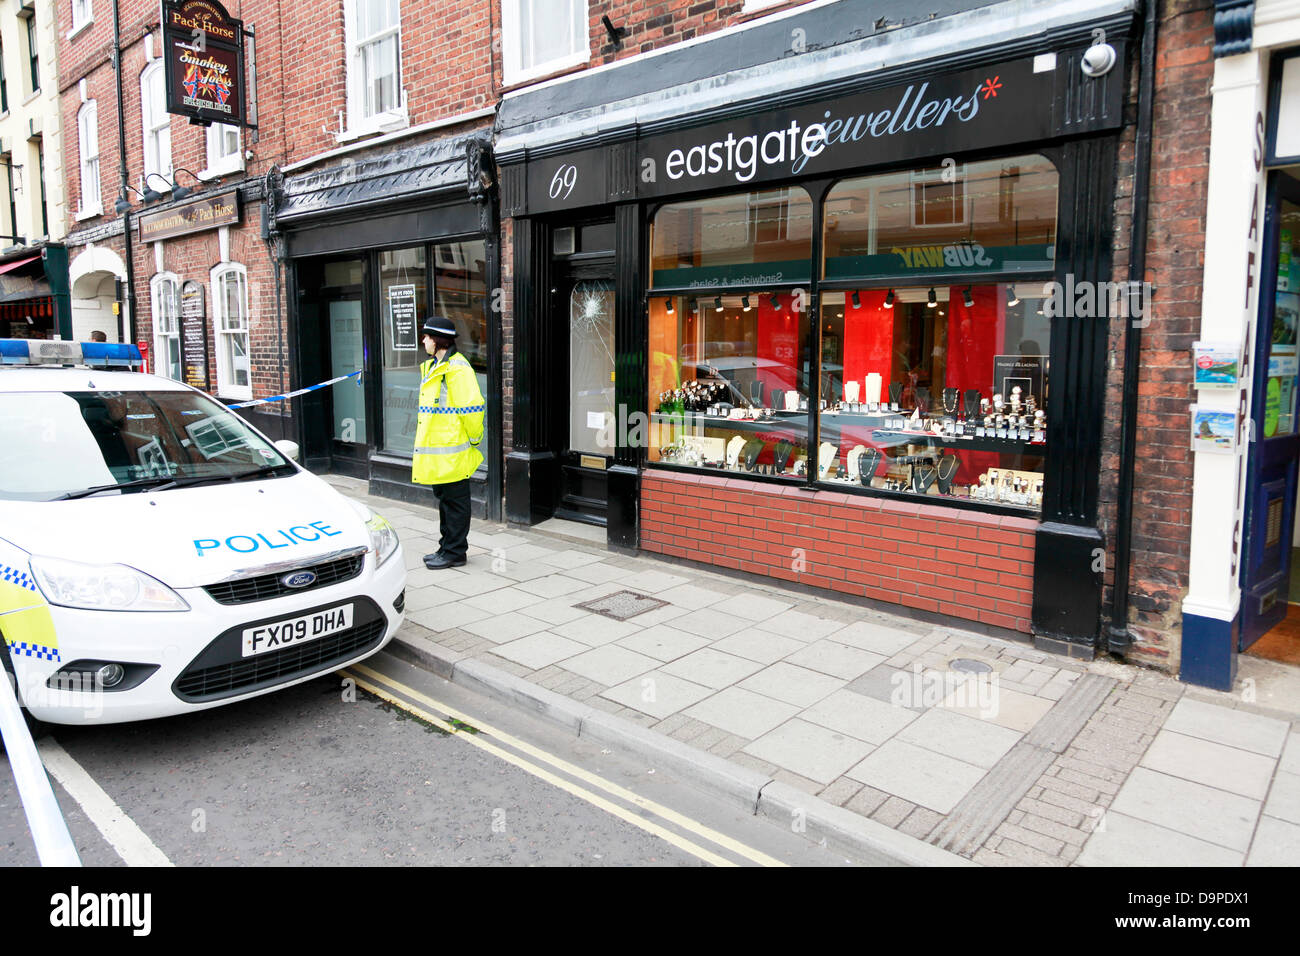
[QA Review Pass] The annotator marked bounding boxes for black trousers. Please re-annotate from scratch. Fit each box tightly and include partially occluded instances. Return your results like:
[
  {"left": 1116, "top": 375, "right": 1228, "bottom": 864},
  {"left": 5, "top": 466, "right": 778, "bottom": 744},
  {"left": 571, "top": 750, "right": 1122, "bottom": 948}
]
[{"left": 433, "top": 478, "right": 472, "bottom": 561}]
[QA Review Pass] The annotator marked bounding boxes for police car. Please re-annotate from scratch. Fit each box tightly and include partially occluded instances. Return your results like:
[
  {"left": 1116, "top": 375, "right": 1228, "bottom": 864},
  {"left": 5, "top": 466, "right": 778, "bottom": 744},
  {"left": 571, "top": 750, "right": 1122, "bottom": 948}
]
[{"left": 0, "top": 339, "right": 406, "bottom": 725}]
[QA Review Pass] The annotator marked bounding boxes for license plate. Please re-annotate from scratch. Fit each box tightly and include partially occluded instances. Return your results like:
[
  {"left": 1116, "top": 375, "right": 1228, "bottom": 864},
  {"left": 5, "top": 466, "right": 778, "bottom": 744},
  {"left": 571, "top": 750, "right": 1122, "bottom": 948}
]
[{"left": 241, "top": 604, "right": 354, "bottom": 658}]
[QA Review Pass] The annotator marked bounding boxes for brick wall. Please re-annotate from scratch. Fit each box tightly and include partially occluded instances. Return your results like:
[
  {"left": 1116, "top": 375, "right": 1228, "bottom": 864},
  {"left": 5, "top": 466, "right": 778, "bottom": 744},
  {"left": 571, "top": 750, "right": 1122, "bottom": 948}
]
[
  {"left": 1100, "top": 0, "right": 1212, "bottom": 670},
  {"left": 641, "top": 470, "right": 1037, "bottom": 632}
]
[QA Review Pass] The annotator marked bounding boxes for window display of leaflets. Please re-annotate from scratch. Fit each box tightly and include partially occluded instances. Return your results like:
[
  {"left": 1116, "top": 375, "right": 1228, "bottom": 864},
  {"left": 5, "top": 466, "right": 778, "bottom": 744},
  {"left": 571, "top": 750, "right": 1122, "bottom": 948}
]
[
  {"left": 1190, "top": 405, "right": 1237, "bottom": 454},
  {"left": 1192, "top": 341, "right": 1240, "bottom": 389}
]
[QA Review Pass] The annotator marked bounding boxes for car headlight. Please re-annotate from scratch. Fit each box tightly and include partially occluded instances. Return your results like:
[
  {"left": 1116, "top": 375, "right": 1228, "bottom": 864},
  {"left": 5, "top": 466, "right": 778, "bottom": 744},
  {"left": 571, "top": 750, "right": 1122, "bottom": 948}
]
[
  {"left": 29, "top": 556, "right": 189, "bottom": 612},
  {"left": 366, "top": 513, "right": 399, "bottom": 567}
]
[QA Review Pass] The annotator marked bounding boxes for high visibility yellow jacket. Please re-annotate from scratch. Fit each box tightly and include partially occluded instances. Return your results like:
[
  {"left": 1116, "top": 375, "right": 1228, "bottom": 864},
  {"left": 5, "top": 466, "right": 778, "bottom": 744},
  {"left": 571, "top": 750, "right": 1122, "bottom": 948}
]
[{"left": 412, "top": 350, "right": 485, "bottom": 485}]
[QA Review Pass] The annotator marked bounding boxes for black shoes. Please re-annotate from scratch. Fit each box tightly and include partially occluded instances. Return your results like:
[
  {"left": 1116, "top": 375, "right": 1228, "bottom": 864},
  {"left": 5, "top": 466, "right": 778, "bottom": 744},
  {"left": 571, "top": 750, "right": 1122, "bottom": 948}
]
[{"left": 423, "top": 552, "right": 467, "bottom": 570}]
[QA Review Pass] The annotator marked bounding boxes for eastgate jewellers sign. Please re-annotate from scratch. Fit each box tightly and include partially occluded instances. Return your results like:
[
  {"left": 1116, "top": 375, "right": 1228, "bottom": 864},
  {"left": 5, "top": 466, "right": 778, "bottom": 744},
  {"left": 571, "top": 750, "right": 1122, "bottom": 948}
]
[
  {"left": 162, "top": 0, "right": 246, "bottom": 126},
  {"left": 524, "top": 55, "right": 1066, "bottom": 214}
]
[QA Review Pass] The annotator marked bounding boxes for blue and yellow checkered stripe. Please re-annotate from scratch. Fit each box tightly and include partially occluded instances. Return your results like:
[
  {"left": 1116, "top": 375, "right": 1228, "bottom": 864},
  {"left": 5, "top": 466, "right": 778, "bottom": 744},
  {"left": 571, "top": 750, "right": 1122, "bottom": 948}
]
[
  {"left": 8, "top": 641, "right": 59, "bottom": 662},
  {"left": 1, "top": 563, "right": 36, "bottom": 592},
  {"left": 419, "top": 405, "right": 486, "bottom": 414}
]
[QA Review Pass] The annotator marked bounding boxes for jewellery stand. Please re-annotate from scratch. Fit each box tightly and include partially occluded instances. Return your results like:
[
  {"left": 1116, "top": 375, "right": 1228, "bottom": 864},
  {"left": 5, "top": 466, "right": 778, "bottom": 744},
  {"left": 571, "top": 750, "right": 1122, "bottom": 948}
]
[{"left": 936, "top": 453, "right": 960, "bottom": 495}]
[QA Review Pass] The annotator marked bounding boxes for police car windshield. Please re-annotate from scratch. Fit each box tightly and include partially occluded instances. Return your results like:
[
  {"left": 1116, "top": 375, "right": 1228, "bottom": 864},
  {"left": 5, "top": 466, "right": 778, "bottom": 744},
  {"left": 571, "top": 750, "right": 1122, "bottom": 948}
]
[{"left": 0, "top": 390, "right": 292, "bottom": 501}]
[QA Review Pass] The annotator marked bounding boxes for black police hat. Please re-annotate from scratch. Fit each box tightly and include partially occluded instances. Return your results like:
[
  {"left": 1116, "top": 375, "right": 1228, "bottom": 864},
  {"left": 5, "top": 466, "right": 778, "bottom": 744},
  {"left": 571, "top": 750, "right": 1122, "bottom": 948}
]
[{"left": 420, "top": 316, "right": 457, "bottom": 339}]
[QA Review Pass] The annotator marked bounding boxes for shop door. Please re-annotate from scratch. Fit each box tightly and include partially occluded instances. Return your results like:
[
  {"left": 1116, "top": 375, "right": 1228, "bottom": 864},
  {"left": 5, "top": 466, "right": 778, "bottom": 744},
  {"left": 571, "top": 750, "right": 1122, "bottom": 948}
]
[
  {"left": 297, "top": 256, "right": 370, "bottom": 477},
  {"left": 1242, "top": 172, "right": 1300, "bottom": 648},
  {"left": 555, "top": 267, "right": 616, "bottom": 525}
]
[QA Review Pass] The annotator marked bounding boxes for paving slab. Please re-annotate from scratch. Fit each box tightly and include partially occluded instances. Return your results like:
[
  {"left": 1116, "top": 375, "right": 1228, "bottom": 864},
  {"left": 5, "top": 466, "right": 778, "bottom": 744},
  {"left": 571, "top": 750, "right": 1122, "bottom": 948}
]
[
  {"left": 754, "top": 609, "right": 847, "bottom": 641},
  {"left": 549, "top": 614, "right": 642, "bottom": 647},
  {"left": 1139, "top": 730, "right": 1277, "bottom": 800},
  {"left": 1246, "top": 814, "right": 1300, "bottom": 866},
  {"left": 615, "top": 625, "right": 712, "bottom": 663},
  {"left": 662, "top": 647, "right": 766, "bottom": 689},
  {"left": 654, "top": 582, "right": 731, "bottom": 610},
  {"left": 491, "top": 632, "right": 588, "bottom": 670},
  {"left": 1076, "top": 811, "right": 1244, "bottom": 867},
  {"left": 458, "top": 611, "right": 550, "bottom": 644},
  {"left": 600, "top": 670, "right": 714, "bottom": 720},
  {"left": 737, "top": 661, "right": 845, "bottom": 708},
  {"left": 711, "top": 592, "right": 796, "bottom": 621},
  {"left": 711, "top": 630, "right": 808, "bottom": 665},
  {"left": 561, "top": 645, "right": 660, "bottom": 686},
  {"left": 1110, "top": 767, "right": 1261, "bottom": 853},
  {"left": 846, "top": 739, "right": 986, "bottom": 814},
  {"left": 684, "top": 687, "right": 801, "bottom": 740},
  {"left": 1262, "top": 769, "right": 1300, "bottom": 826},
  {"left": 942, "top": 684, "right": 1053, "bottom": 732},
  {"left": 803, "top": 689, "right": 921, "bottom": 743},
  {"left": 742, "top": 718, "right": 876, "bottom": 785},
  {"left": 784, "top": 639, "right": 886, "bottom": 680},
  {"left": 896, "top": 708, "right": 1022, "bottom": 769},
  {"left": 1162, "top": 698, "right": 1291, "bottom": 757},
  {"left": 671, "top": 608, "right": 752, "bottom": 640}
]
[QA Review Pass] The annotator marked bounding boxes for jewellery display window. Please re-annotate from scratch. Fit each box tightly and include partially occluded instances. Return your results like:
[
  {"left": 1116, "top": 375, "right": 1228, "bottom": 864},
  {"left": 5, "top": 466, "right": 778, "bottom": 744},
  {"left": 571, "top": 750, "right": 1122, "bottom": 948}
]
[
  {"left": 644, "top": 153, "right": 1058, "bottom": 512},
  {"left": 648, "top": 292, "right": 812, "bottom": 477},
  {"left": 814, "top": 284, "right": 1048, "bottom": 511}
]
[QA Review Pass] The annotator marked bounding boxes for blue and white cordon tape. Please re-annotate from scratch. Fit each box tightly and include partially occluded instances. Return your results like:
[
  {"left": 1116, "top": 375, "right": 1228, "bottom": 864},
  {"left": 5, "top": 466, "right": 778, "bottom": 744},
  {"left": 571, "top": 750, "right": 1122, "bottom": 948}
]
[{"left": 229, "top": 370, "right": 363, "bottom": 409}]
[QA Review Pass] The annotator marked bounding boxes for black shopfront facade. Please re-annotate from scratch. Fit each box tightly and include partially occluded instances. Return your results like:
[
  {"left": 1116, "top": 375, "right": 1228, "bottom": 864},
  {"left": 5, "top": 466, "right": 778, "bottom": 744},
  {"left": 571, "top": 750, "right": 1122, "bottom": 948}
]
[
  {"left": 500, "top": 13, "right": 1134, "bottom": 648},
  {"left": 267, "top": 132, "right": 503, "bottom": 519}
]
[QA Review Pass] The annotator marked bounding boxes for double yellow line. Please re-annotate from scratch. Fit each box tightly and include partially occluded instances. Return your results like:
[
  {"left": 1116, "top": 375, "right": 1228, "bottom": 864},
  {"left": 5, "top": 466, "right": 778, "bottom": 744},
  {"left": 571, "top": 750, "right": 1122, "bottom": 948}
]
[{"left": 342, "top": 663, "right": 786, "bottom": 867}]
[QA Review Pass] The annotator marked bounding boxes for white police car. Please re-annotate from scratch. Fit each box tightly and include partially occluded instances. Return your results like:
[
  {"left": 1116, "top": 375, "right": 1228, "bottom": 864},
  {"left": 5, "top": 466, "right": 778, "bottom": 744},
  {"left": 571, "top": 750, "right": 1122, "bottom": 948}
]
[{"left": 0, "top": 339, "right": 406, "bottom": 725}]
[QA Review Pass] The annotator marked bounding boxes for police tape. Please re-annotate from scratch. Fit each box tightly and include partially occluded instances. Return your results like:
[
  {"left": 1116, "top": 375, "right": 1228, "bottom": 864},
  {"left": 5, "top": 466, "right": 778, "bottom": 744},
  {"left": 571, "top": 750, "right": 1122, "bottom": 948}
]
[{"left": 228, "top": 370, "right": 363, "bottom": 409}]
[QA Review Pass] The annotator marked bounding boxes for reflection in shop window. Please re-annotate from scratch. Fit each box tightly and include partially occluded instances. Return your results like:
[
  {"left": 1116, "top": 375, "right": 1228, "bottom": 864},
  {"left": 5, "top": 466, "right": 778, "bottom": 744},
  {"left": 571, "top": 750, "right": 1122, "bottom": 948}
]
[
  {"left": 824, "top": 154, "right": 1058, "bottom": 282},
  {"left": 434, "top": 240, "right": 489, "bottom": 466},
  {"left": 380, "top": 246, "right": 426, "bottom": 455}
]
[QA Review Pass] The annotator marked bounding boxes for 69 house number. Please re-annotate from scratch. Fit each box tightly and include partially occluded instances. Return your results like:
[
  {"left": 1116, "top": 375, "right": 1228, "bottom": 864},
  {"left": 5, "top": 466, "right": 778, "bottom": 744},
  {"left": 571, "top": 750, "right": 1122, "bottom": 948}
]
[{"left": 549, "top": 164, "right": 579, "bottom": 200}]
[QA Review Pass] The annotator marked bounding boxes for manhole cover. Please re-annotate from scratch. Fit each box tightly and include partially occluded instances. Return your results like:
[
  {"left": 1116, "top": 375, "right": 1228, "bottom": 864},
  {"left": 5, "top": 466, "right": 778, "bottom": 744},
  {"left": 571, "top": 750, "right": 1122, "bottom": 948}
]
[
  {"left": 573, "top": 589, "right": 669, "bottom": 621},
  {"left": 950, "top": 658, "right": 993, "bottom": 674}
]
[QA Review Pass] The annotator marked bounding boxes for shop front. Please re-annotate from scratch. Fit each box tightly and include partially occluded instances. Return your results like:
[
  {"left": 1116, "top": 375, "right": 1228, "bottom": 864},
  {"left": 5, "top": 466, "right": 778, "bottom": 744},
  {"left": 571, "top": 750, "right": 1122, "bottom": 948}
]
[
  {"left": 499, "top": 14, "right": 1132, "bottom": 650},
  {"left": 268, "top": 133, "right": 502, "bottom": 519},
  {"left": 0, "top": 244, "right": 71, "bottom": 341}
]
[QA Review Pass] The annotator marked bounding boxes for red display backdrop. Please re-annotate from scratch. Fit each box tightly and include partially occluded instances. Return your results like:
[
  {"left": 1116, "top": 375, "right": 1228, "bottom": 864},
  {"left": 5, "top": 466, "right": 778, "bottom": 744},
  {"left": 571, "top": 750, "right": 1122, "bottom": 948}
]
[
  {"left": 755, "top": 292, "right": 800, "bottom": 398},
  {"left": 947, "top": 284, "right": 1005, "bottom": 484},
  {"left": 841, "top": 288, "right": 894, "bottom": 400}
]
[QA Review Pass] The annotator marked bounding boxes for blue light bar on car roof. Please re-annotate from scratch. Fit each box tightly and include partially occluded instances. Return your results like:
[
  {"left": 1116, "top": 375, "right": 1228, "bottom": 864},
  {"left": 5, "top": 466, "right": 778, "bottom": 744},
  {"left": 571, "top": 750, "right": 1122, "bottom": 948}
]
[
  {"left": 0, "top": 340, "right": 143, "bottom": 369},
  {"left": 81, "top": 342, "right": 144, "bottom": 370}
]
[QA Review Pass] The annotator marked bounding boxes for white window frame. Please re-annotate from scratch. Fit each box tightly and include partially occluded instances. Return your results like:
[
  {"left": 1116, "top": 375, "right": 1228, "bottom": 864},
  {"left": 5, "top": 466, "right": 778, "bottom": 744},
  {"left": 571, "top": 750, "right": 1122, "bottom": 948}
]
[
  {"left": 201, "top": 122, "right": 243, "bottom": 178},
  {"left": 69, "top": 0, "right": 93, "bottom": 38},
  {"left": 501, "top": 0, "right": 590, "bottom": 87},
  {"left": 342, "top": 0, "right": 407, "bottom": 140},
  {"left": 76, "top": 100, "right": 101, "bottom": 218},
  {"left": 742, "top": 0, "right": 787, "bottom": 11},
  {"left": 151, "top": 272, "right": 183, "bottom": 382},
  {"left": 140, "top": 60, "right": 172, "bottom": 189},
  {"left": 211, "top": 263, "right": 251, "bottom": 400}
]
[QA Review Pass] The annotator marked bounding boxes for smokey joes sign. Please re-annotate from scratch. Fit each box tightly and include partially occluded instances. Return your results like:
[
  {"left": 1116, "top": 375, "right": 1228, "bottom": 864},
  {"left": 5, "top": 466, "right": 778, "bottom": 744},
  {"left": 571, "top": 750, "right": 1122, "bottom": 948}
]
[{"left": 162, "top": 0, "right": 247, "bottom": 126}]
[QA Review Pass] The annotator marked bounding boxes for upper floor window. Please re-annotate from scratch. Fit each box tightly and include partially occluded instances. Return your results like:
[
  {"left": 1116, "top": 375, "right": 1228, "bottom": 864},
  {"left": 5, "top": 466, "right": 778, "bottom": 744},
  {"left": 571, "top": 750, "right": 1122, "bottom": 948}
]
[
  {"left": 77, "top": 100, "right": 100, "bottom": 216},
  {"left": 204, "top": 122, "right": 242, "bottom": 177},
  {"left": 24, "top": 10, "right": 39, "bottom": 94},
  {"left": 502, "top": 0, "right": 589, "bottom": 86},
  {"left": 344, "top": 0, "right": 405, "bottom": 137},
  {"left": 211, "top": 263, "right": 250, "bottom": 400},
  {"left": 71, "top": 0, "right": 93, "bottom": 34},
  {"left": 1, "top": 38, "right": 9, "bottom": 113},
  {"left": 140, "top": 60, "right": 171, "bottom": 186}
]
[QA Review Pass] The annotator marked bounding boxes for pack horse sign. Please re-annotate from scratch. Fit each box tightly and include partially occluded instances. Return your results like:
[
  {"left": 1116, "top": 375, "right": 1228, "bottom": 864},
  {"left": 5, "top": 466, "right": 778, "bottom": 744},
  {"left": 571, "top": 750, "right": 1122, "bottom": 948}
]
[{"left": 162, "top": 0, "right": 247, "bottom": 126}]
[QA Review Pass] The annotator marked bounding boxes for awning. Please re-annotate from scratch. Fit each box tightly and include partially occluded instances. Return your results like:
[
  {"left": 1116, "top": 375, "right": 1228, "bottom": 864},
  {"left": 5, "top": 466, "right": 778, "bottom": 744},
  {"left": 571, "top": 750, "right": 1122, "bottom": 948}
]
[{"left": 0, "top": 254, "right": 40, "bottom": 275}]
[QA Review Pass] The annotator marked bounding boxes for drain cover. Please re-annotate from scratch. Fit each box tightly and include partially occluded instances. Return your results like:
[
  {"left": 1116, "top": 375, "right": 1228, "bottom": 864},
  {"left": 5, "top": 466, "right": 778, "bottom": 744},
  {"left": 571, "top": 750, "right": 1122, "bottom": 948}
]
[
  {"left": 950, "top": 658, "right": 994, "bottom": 674},
  {"left": 573, "top": 589, "right": 669, "bottom": 621}
]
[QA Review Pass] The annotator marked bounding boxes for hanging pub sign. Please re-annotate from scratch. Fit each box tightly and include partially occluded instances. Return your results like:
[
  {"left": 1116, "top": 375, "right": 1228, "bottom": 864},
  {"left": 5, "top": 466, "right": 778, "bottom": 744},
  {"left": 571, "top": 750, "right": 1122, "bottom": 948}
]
[
  {"left": 180, "top": 281, "right": 209, "bottom": 391},
  {"left": 161, "top": 0, "right": 246, "bottom": 126}
]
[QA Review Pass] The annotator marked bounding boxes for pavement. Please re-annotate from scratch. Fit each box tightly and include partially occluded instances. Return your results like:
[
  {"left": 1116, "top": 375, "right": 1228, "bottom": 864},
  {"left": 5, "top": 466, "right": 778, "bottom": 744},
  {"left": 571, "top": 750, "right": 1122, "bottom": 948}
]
[{"left": 330, "top": 474, "right": 1300, "bottom": 866}]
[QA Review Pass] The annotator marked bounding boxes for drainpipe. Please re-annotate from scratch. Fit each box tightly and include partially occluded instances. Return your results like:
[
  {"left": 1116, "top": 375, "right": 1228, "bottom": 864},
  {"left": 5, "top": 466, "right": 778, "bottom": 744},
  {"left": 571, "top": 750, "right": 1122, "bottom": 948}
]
[
  {"left": 1107, "top": 0, "right": 1159, "bottom": 654},
  {"left": 112, "top": 0, "right": 136, "bottom": 342}
]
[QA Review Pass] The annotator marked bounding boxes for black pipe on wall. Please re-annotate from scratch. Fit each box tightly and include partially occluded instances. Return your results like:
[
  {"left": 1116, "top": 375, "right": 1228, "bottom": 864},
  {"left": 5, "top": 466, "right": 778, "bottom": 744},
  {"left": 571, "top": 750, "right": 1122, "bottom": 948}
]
[{"left": 1107, "top": 0, "right": 1160, "bottom": 653}]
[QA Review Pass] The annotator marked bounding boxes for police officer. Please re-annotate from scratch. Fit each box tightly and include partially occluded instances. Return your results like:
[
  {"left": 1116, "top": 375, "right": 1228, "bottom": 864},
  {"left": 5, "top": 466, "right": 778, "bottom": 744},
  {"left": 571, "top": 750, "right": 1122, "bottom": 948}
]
[{"left": 412, "top": 316, "right": 485, "bottom": 569}]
